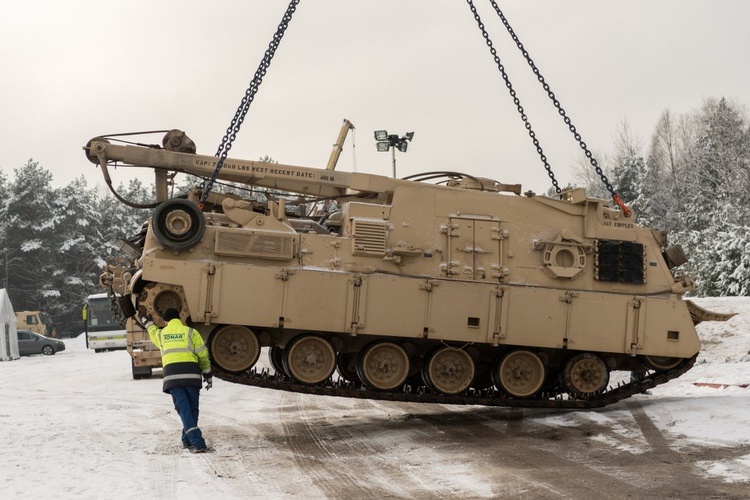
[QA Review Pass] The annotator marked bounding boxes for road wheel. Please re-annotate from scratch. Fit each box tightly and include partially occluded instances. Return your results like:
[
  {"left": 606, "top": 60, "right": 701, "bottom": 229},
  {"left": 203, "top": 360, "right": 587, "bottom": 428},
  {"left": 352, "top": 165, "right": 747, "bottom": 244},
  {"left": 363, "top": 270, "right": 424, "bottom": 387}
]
[
  {"left": 358, "top": 342, "right": 409, "bottom": 391},
  {"left": 641, "top": 355, "right": 683, "bottom": 371},
  {"left": 42, "top": 345, "right": 55, "bottom": 356},
  {"left": 493, "top": 350, "right": 545, "bottom": 398},
  {"left": 209, "top": 325, "right": 260, "bottom": 373},
  {"left": 336, "top": 351, "right": 360, "bottom": 383},
  {"left": 422, "top": 347, "right": 475, "bottom": 395},
  {"left": 268, "top": 345, "right": 287, "bottom": 376},
  {"left": 405, "top": 355, "right": 423, "bottom": 386},
  {"left": 562, "top": 353, "right": 609, "bottom": 397},
  {"left": 283, "top": 335, "right": 336, "bottom": 385},
  {"left": 472, "top": 358, "right": 494, "bottom": 390}
]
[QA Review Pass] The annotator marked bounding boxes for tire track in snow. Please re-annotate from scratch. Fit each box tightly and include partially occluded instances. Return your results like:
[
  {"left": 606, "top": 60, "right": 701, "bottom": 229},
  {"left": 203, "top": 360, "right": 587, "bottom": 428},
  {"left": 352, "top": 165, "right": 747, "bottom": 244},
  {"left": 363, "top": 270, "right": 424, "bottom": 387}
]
[{"left": 277, "top": 391, "right": 378, "bottom": 499}]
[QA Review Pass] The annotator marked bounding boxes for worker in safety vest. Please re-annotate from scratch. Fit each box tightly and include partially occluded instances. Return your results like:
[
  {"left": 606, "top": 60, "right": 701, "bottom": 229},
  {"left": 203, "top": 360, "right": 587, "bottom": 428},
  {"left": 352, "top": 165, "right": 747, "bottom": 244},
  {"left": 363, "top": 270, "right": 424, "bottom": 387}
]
[{"left": 143, "top": 308, "right": 212, "bottom": 453}]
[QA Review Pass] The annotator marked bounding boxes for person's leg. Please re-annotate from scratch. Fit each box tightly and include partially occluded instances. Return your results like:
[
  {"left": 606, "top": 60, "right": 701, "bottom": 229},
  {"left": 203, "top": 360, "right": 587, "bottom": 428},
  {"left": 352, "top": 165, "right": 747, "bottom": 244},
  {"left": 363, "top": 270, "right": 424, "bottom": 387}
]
[
  {"left": 184, "top": 386, "right": 206, "bottom": 449},
  {"left": 186, "top": 386, "right": 201, "bottom": 427},
  {"left": 170, "top": 387, "right": 206, "bottom": 449}
]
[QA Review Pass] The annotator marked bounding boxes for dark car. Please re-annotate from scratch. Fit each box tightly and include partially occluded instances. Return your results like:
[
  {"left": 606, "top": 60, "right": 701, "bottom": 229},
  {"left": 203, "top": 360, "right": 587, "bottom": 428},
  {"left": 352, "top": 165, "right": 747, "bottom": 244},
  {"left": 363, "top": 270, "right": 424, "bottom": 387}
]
[{"left": 17, "top": 329, "right": 66, "bottom": 356}]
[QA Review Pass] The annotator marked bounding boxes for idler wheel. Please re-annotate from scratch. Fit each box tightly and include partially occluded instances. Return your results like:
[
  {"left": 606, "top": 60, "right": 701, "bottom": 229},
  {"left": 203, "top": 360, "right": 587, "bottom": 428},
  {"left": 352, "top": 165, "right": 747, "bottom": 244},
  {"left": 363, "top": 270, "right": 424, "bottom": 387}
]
[
  {"left": 493, "top": 349, "right": 545, "bottom": 398},
  {"left": 357, "top": 341, "right": 409, "bottom": 391},
  {"left": 642, "top": 355, "right": 683, "bottom": 371},
  {"left": 422, "top": 347, "right": 475, "bottom": 395},
  {"left": 209, "top": 325, "right": 260, "bottom": 374},
  {"left": 283, "top": 335, "right": 336, "bottom": 385},
  {"left": 562, "top": 353, "right": 609, "bottom": 397}
]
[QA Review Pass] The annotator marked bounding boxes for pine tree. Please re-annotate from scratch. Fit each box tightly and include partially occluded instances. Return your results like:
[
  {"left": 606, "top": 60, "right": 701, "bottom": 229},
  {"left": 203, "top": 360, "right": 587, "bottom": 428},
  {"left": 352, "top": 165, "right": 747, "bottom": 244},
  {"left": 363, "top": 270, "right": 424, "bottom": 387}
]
[
  {"left": 684, "top": 98, "right": 750, "bottom": 229},
  {"left": 97, "top": 179, "right": 154, "bottom": 256},
  {"left": 675, "top": 98, "right": 750, "bottom": 296},
  {"left": 3, "top": 160, "right": 58, "bottom": 311},
  {"left": 51, "top": 176, "right": 103, "bottom": 316},
  {"left": 613, "top": 155, "right": 646, "bottom": 219},
  {"left": 0, "top": 169, "right": 10, "bottom": 290}
]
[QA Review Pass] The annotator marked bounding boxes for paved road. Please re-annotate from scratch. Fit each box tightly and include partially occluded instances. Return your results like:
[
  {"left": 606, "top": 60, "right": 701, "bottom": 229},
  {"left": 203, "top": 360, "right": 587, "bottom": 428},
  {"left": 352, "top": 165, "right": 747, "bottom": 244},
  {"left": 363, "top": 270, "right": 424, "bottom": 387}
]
[{"left": 201, "top": 388, "right": 750, "bottom": 499}]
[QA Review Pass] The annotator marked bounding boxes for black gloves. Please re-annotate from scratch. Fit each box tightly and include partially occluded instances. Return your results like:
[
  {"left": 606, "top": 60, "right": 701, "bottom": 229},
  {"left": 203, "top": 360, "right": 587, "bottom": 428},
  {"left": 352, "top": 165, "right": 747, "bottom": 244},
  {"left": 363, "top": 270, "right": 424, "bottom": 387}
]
[
  {"left": 203, "top": 373, "right": 213, "bottom": 390},
  {"left": 139, "top": 312, "right": 153, "bottom": 328}
]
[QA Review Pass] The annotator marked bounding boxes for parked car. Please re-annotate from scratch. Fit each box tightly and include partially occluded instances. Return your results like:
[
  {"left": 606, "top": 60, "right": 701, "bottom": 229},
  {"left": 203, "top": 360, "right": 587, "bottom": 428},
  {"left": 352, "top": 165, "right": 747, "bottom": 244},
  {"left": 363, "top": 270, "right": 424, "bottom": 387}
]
[{"left": 17, "top": 330, "right": 66, "bottom": 356}]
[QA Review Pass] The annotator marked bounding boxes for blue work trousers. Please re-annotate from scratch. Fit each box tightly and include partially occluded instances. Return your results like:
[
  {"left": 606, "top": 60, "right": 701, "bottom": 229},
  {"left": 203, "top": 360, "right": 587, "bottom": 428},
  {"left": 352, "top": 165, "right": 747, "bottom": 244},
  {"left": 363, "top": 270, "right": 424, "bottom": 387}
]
[{"left": 170, "top": 385, "right": 206, "bottom": 449}]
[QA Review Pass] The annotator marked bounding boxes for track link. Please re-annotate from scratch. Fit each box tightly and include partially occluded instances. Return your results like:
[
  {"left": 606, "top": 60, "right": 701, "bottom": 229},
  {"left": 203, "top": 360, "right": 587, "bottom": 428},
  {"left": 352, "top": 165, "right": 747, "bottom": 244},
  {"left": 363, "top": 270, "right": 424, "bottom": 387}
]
[{"left": 213, "top": 355, "right": 696, "bottom": 409}]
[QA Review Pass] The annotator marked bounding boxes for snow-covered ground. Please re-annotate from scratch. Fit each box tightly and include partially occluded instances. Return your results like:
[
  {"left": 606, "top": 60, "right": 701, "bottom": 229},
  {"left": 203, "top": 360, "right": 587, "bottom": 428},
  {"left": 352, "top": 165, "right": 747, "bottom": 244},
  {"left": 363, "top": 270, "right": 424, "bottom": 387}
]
[{"left": 1, "top": 297, "right": 748, "bottom": 498}]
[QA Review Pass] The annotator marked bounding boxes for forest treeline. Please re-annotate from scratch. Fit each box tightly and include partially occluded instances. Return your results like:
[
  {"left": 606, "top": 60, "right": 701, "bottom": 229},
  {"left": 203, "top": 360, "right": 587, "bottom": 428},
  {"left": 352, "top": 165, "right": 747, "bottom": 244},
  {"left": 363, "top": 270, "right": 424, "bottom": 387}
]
[
  {"left": 0, "top": 169, "right": 154, "bottom": 334},
  {"left": 574, "top": 97, "right": 749, "bottom": 297},
  {"left": 1, "top": 97, "right": 748, "bottom": 333}
]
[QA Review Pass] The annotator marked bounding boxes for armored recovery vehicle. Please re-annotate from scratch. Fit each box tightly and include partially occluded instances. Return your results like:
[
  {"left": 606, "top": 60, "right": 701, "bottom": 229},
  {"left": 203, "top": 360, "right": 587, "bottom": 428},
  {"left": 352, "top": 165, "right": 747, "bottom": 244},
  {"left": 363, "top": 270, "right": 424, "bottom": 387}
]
[
  {"left": 86, "top": 129, "right": 733, "bottom": 409},
  {"left": 89, "top": 1, "right": 734, "bottom": 408}
]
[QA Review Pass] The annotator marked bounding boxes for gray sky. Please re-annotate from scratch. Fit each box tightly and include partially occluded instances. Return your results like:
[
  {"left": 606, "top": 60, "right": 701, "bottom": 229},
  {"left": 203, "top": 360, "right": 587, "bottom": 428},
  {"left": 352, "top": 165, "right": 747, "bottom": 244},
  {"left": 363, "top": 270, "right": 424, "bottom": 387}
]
[{"left": 2, "top": 1, "right": 749, "bottom": 196}]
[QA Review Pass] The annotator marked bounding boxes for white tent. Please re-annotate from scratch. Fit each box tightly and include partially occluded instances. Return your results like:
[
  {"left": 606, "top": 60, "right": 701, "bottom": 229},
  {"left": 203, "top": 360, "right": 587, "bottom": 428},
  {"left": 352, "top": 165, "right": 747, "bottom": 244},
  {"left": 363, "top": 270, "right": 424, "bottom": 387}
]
[{"left": 0, "top": 289, "right": 19, "bottom": 361}]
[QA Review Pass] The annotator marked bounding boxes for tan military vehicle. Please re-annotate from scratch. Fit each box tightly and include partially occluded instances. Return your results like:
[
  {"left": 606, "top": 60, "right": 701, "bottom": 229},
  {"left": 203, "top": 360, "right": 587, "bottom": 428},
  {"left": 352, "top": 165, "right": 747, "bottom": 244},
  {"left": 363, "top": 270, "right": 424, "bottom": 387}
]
[
  {"left": 87, "top": 130, "right": 733, "bottom": 408},
  {"left": 16, "top": 311, "right": 56, "bottom": 338},
  {"left": 100, "top": 257, "right": 162, "bottom": 379}
]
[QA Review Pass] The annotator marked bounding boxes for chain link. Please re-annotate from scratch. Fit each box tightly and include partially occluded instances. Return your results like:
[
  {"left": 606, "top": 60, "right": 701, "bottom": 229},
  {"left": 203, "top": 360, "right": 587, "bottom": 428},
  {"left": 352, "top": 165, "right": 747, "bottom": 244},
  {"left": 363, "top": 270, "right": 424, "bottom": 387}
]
[
  {"left": 199, "top": 0, "right": 302, "bottom": 207},
  {"left": 484, "top": 0, "right": 617, "bottom": 199},
  {"left": 106, "top": 286, "right": 127, "bottom": 327},
  {"left": 466, "top": 0, "right": 560, "bottom": 194}
]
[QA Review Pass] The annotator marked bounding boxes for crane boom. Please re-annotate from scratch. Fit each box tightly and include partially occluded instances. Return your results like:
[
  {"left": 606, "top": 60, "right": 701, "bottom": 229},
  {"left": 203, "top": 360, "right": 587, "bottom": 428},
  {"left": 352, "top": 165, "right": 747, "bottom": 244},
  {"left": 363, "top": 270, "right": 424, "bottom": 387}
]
[
  {"left": 326, "top": 119, "right": 355, "bottom": 171},
  {"left": 85, "top": 133, "right": 395, "bottom": 203}
]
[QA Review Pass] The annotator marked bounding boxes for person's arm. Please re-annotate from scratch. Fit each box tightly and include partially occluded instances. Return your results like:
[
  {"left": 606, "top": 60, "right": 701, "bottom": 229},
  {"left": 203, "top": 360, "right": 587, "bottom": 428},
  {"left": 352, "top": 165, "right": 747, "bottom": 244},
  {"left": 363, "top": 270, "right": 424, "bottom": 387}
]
[
  {"left": 192, "top": 330, "right": 211, "bottom": 374},
  {"left": 144, "top": 318, "right": 162, "bottom": 350}
]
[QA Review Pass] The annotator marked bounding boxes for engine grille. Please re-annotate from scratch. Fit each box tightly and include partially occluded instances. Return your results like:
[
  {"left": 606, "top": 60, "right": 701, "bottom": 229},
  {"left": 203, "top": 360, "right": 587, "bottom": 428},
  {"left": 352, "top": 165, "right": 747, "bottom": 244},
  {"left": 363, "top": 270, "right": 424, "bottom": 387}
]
[
  {"left": 215, "top": 228, "right": 295, "bottom": 260},
  {"left": 351, "top": 219, "right": 387, "bottom": 256}
]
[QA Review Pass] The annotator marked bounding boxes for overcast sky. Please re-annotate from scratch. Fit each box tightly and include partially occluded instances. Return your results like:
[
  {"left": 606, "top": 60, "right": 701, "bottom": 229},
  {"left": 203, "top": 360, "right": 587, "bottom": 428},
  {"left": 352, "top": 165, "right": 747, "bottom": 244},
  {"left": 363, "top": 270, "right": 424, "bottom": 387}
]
[{"left": 2, "top": 1, "right": 749, "bottom": 196}]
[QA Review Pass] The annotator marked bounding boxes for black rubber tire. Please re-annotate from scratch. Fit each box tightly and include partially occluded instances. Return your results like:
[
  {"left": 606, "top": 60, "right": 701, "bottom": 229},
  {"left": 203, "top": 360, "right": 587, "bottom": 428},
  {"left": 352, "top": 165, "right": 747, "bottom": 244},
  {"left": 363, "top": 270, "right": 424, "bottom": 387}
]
[
  {"left": 42, "top": 345, "right": 55, "bottom": 356},
  {"left": 421, "top": 346, "right": 475, "bottom": 395},
  {"left": 492, "top": 349, "right": 545, "bottom": 398},
  {"left": 356, "top": 341, "right": 409, "bottom": 391},
  {"left": 641, "top": 355, "right": 684, "bottom": 371},
  {"left": 336, "top": 351, "right": 360, "bottom": 383},
  {"left": 561, "top": 352, "right": 609, "bottom": 397},
  {"left": 268, "top": 346, "right": 287, "bottom": 376},
  {"left": 151, "top": 199, "right": 206, "bottom": 251},
  {"left": 209, "top": 325, "right": 261, "bottom": 374},
  {"left": 282, "top": 334, "right": 336, "bottom": 385}
]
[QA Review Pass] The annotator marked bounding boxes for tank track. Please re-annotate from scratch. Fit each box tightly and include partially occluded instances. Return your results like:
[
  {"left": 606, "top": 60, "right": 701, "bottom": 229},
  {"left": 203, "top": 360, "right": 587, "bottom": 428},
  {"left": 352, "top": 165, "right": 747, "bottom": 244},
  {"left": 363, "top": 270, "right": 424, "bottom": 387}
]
[{"left": 212, "top": 354, "right": 696, "bottom": 409}]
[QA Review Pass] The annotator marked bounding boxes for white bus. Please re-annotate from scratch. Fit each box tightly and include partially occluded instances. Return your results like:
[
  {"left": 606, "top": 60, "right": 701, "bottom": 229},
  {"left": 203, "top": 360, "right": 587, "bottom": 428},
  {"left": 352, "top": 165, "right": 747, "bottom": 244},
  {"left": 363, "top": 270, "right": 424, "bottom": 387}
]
[{"left": 83, "top": 293, "right": 127, "bottom": 352}]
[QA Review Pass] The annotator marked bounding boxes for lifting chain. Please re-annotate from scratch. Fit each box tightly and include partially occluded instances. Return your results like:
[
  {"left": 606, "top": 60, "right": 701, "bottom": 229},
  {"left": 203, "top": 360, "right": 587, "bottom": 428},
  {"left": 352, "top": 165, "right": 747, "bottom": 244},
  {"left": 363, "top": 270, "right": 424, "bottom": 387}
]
[
  {"left": 466, "top": 0, "right": 560, "bottom": 194},
  {"left": 199, "top": 0, "right": 302, "bottom": 208},
  {"left": 469, "top": 1, "right": 631, "bottom": 215},
  {"left": 106, "top": 286, "right": 127, "bottom": 327}
]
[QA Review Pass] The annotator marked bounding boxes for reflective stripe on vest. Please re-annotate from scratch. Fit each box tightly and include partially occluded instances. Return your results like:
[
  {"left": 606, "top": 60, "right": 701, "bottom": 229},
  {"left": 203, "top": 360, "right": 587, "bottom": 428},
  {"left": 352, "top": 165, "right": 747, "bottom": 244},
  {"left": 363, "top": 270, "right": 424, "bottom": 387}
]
[{"left": 163, "top": 373, "right": 202, "bottom": 383}]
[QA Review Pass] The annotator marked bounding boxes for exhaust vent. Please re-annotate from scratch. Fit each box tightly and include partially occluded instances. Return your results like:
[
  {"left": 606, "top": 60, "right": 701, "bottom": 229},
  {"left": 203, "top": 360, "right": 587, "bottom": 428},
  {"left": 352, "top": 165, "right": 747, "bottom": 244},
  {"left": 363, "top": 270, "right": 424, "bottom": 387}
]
[{"left": 215, "top": 228, "right": 295, "bottom": 260}]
